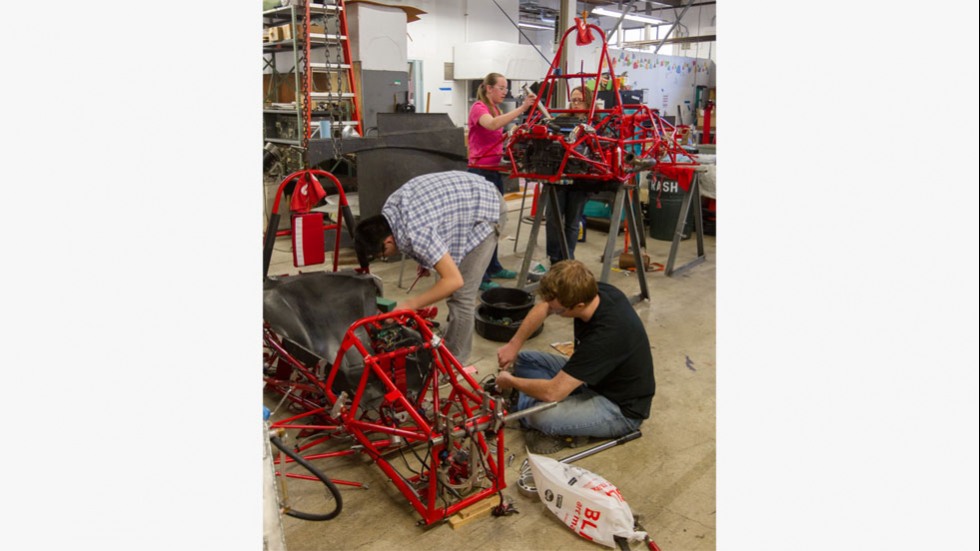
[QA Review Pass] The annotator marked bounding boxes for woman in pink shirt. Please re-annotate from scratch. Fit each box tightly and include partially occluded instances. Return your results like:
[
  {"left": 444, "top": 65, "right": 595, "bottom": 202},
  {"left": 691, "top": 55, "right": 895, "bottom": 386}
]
[{"left": 468, "top": 72, "right": 537, "bottom": 290}]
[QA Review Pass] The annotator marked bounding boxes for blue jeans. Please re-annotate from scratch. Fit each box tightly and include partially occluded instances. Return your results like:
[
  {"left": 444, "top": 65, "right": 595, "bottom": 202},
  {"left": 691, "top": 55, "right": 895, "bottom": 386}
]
[
  {"left": 468, "top": 168, "right": 505, "bottom": 280},
  {"left": 545, "top": 187, "right": 591, "bottom": 265},
  {"left": 513, "top": 351, "right": 642, "bottom": 438}
]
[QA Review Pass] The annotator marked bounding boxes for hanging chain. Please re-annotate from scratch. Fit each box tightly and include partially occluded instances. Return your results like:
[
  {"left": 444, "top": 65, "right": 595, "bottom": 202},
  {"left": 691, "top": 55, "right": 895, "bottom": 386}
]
[
  {"left": 334, "top": 5, "right": 347, "bottom": 122},
  {"left": 329, "top": 1, "right": 344, "bottom": 161},
  {"left": 299, "top": 0, "right": 312, "bottom": 167},
  {"left": 320, "top": 2, "right": 332, "bottom": 101},
  {"left": 334, "top": 5, "right": 344, "bottom": 113}
]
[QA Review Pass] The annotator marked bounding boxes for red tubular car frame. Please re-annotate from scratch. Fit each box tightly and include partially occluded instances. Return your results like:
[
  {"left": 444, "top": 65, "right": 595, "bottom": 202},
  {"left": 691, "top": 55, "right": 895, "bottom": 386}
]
[
  {"left": 264, "top": 307, "right": 509, "bottom": 526},
  {"left": 501, "top": 20, "right": 698, "bottom": 185}
]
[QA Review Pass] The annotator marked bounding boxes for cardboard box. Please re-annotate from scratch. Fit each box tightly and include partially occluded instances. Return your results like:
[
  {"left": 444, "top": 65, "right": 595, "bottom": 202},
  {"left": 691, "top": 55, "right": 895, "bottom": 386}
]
[
  {"left": 696, "top": 108, "right": 717, "bottom": 128},
  {"left": 266, "top": 27, "right": 281, "bottom": 42},
  {"left": 311, "top": 72, "right": 346, "bottom": 92},
  {"left": 277, "top": 23, "right": 325, "bottom": 41}
]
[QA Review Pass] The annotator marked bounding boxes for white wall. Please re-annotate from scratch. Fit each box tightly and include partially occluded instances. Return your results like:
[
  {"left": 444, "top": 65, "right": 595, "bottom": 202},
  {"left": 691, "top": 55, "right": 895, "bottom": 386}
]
[
  {"left": 373, "top": 0, "right": 521, "bottom": 125},
  {"left": 615, "top": 50, "right": 716, "bottom": 124},
  {"left": 453, "top": 41, "right": 551, "bottom": 80},
  {"left": 517, "top": 27, "right": 557, "bottom": 63}
]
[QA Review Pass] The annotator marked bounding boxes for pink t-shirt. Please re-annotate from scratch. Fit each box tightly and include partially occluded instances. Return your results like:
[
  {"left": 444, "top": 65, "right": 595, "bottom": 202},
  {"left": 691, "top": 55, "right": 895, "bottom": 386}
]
[{"left": 468, "top": 101, "right": 503, "bottom": 166}]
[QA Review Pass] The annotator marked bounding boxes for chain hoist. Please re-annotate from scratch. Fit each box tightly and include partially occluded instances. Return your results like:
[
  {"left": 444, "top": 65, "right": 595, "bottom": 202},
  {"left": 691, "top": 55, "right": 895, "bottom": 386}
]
[
  {"left": 329, "top": 1, "right": 345, "bottom": 161},
  {"left": 319, "top": 1, "right": 333, "bottom": 111},
  {"left": 299, "top": 0, "right": 312, "bottom": 167}
]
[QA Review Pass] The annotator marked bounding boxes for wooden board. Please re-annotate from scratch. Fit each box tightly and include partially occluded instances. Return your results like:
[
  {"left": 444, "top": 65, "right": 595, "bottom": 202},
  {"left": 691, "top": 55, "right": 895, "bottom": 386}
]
[
  {"left": 447, "top": 497, "right": 497, "bottom": 529},
  {"left": 550, "top": 341, "right": 574, "bottom": 356}
]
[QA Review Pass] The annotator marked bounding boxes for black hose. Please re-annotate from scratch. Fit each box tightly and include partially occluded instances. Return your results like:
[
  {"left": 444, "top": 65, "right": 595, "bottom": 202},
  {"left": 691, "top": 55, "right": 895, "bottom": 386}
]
[
  {"left": 262, "top": 213, "right": 280, "bottom": 279},
  {"left": 270, "top": 435, "right": 343, "bottom": 521}
]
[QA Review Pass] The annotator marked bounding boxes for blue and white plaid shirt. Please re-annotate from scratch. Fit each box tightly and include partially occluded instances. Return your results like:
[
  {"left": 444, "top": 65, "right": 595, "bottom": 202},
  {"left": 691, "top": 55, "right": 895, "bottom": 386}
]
[{"left": 382, "top": 171, "right": 502, "bottom": 269}]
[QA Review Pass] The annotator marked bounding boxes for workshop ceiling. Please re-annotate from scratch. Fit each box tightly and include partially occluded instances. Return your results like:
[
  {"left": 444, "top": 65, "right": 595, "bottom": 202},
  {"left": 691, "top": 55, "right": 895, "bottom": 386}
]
[{"left": 519, "top": 0, "right": 716, "bottom": 34}]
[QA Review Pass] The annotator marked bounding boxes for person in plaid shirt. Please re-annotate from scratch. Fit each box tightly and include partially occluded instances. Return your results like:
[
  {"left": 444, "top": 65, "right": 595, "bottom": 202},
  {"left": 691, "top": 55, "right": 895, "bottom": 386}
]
[{"left": 353, "top": 170, "right": 507, "bottom": 364}]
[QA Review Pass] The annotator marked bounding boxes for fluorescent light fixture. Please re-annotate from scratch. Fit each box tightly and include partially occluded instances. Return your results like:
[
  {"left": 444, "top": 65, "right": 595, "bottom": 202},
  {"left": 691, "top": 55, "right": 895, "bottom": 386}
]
[
  {"left": 518, "top": 21, "right": 555, "bottom": 30},
  {"left": 592, "top": 7, "right": 666, "bottom": 25}
]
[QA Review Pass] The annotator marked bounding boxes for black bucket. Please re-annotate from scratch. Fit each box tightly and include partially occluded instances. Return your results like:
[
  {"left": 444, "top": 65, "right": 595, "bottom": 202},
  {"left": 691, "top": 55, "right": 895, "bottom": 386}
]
[
  {"left": 648, "top": 177, "right": 694, "bottom": 242},
  {"left": 479, "top": 287, "right": 535, "bottom": 321},
  {"left": 474, "top": 305, "right": 543, "bottom": 343}
]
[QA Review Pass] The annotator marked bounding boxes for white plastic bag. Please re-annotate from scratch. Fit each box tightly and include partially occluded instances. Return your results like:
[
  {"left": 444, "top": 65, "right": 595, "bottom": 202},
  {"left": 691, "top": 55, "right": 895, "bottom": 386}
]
[{"left": 526, "top": 452, "right": 646, "bottom": 548}]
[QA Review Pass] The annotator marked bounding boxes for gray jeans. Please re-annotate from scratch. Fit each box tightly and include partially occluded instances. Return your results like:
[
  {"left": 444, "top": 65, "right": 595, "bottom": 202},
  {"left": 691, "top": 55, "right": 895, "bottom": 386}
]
[{"left": 442, "top": 196, "right": 506, "bottom": 363}]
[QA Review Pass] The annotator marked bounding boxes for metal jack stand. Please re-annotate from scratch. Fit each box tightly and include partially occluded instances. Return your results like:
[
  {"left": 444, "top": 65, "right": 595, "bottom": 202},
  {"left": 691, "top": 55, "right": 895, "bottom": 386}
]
[
  {"left": 599, "top": 184, "right": 650, "bottom": 304},
  {"left": 513, "top": 182, "right": 535, "bottom": 255},
  {"left": 664, "top": 168, "right": 707, "bottom": 277},
  {"left": 515, "top": 183, "right": 553, "bottom": 292},
  {"left": 516, "top": 182, "right": 650, "bottom": 304}
]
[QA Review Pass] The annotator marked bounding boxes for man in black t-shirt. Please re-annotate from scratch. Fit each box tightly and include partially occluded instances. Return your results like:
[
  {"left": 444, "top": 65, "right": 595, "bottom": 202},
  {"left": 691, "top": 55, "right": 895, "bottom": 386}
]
[{"left": 496, "top": 261, "right": 655, "bottom": 451}]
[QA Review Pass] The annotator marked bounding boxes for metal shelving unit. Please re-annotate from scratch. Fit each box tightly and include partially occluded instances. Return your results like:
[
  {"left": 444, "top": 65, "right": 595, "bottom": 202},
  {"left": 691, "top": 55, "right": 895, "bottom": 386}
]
[{"left": 263, "top": 1, "right": 362, "bottom": 162}]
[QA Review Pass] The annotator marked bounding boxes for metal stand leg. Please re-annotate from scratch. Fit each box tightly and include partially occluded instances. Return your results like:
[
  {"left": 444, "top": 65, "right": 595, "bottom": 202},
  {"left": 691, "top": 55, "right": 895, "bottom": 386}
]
[
  {"left": 513, "top": 180, "right": 530, "bottom": 254},
  {"left": 517, "top": 186, "right": 551, "bottom": 292},
  {"left": 623, "top": 187, "right": 650, "bottom": 303},
  {"left": 548, "top": 185, "right": 571, "bottom": 261},
  {"left": 631, "top": 182, "right": 647, "bottom": 251},
  {"left": 599, "top": 185, "right": 650, "bottom": 303},
  {"left": 664, "top": 172, "right": 706, "bottom": 277},
  {"left": 600, "top": 187, "right": 626, "bottom": 284}
]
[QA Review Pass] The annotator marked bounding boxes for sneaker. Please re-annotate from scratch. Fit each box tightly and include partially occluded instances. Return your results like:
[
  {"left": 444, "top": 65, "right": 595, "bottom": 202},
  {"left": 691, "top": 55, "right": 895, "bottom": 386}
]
[
  {"left": 479, "top": 280, "right": 500, "bottom": 292},
  {"left": 489, "top": 268, "right": 517, "bottom": 280}
]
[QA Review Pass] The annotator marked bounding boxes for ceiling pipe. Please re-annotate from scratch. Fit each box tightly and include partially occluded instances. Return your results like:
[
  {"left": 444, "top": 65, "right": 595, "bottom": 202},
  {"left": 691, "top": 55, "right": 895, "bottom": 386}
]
[
  {"left": 624, "top": 33, "right": 715, "bottom": 47},
  {"left": 653, "top": 0, "right": 696, "bottom": 53},
  {"left": 602, "top": 0, "right": 641, "bottom": 44}
]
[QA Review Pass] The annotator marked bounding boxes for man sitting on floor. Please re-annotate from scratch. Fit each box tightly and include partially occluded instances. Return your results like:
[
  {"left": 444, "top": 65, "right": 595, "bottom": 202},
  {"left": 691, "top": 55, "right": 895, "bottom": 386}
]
[{"left": 495, "top": 260, "right": 655, "bottom": 453}]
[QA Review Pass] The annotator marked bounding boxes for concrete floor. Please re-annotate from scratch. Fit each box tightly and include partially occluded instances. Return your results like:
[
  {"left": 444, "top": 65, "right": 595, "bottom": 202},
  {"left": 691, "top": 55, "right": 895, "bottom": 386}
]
[{"left": 263, "top": 187, "right": 716, "bottom": 550}]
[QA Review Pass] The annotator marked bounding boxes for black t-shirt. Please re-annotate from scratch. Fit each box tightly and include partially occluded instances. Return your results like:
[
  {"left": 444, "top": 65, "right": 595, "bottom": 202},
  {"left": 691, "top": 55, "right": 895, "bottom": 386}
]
[{"left": 562, "top": 283, "right": 656, "bottom": 419}]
